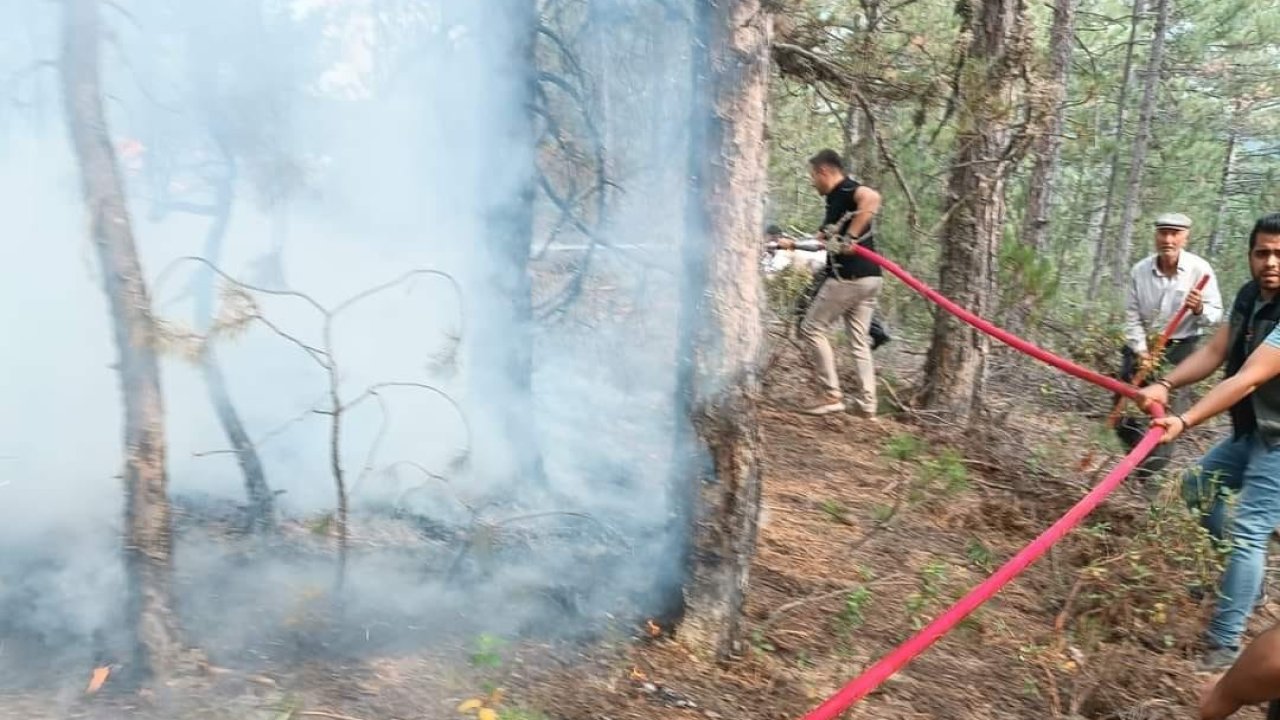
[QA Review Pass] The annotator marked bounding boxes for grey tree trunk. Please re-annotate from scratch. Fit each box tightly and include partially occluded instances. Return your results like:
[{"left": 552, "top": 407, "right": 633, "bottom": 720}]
[
  {"left": 1208, "top": 109, "right": 1239, "bottom": 258},
  {"left": 59, "top": 0, "right": 183, "bottom": 680},
  {"left": 672, "top": 0, "right": 770, "bottom": 660},
  {"left": 1089, "top": 0, "right": 1145, "bottom": 296},
  {"left": 1020, "top": 0, "right": 1077, "bottom": 251},
  {"left": 917, "top": 0, "right": 1029, "bottom": 418},
  {"left": 1110, "top": 0, "right": 1171, "bottom": 288}
]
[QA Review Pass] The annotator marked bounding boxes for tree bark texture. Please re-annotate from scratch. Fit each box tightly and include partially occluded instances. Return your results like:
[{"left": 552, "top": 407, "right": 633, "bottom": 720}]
[
  {"left": 1207, "top": 107, "right": 1238, "bottom": 258},
  {"left": 1019, "top": 0, "right": 1077, "bottom": 251},
  {"left": 673, "top": 0, "right": 770, "bottom": 660},
  {"left": 59, "top": 0, "right": 183, "bottom": 680},
  {"left": 1110, "top": 0, "right": 1171, "bottom": 288},
  {"left": 917, "top": 0, "right": 1029, "bottom": 418},
  {"left": 1089, "top": 0, "right": 1145, "bottom": 296}
]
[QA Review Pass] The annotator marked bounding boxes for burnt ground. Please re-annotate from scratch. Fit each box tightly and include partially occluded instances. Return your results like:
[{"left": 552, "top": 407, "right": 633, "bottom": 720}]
[{"left": 4, "top": 333, "right": 1279, "bottom": 720}]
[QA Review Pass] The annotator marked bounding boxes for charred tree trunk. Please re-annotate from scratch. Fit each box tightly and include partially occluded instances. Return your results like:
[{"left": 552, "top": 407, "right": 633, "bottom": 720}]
[
  {"left": 669, "top": 0, "right": 770, "bottom": 660},
  {"left": 917, "top": 0, "right": 1029, "bottom": 418},
  {"left": 1109, "top": 0, "right": 1170, "bottom": 288},
  {"left": 60, "top": 0, "right": 182, "bottom": 680},
  {"left": 194, "top": 152, "right": 274, "bottom": 532},
  {"left": 474, "top": 0, "right": 545, "bottom": 489},
  {"left": 1020, "top": 0, "right": 1076, "bottom": 251},
  {"left": 1089, "top": 0, "right": 1144, "bottom": 296}
]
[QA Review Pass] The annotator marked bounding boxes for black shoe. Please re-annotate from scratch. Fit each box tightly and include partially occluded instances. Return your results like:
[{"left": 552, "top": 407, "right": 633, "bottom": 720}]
[
  {"left": 870, "top": 329, "right": 892, "bottom": 351},
  {"left": 1196, "top": 645, "right": 1241, "bottom": 673}
]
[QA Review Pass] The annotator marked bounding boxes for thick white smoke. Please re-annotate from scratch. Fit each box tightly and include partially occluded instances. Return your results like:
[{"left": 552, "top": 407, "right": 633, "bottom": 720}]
[{"left": 0, "top": 0, "right": 695, "bottom": 687}]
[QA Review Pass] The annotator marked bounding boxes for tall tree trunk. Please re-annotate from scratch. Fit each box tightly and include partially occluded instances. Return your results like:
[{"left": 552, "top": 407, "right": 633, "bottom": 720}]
[
  {"left": 60, "top": 0, "right": 182, "bottom": 680},
  {"left": 1020, "top": 0, "right": 1077, "bottom": 251},
  {"left": 474, "top": 0, "right": 545, "bottom": 489},
  {"left": 1083, "top": 101, "right": 1107, "bottom": 256},
  {"left": 671, "top": 0, "right": 770, "bottom": 660},
  {"left": 194, "top": 152, "right": 275, "bottom": 532},
  {"left": 1109, "top": 0, "right": 1170, "bottom": 288},
  {"left": 1006, "top": 0, "right": 1076, "bottom": 330},
  {"left": 917, "top": 0, "right": 1029, "bottom": 419},
  {"left": 1088, "top": 0, "right": 1145, "bottom": 296},
  {"left": 1208, "top": 107, "right": 1239, "bottom": 257},
  {"left": 852, "top": 0, "right": 884, "bottom": 182},
  {"left": 841, "top": 98, "right": 862, "bottom": 171}
]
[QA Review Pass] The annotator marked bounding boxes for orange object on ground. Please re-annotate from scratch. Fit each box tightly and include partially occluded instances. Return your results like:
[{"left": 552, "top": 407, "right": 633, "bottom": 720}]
[{"left": 86, "top": 666, "right": 110, "bottom": 694}]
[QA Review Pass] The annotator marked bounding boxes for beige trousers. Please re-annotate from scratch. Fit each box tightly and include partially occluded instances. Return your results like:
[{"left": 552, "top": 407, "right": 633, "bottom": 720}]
[{"left": 798, "top": 275, "right": 882, "bottom": 414}]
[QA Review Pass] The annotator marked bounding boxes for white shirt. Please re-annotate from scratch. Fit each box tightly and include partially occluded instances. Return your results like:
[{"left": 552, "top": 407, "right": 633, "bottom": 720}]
[{"left": 1123, "top": 250, "right": 1223, "bottom": 353}]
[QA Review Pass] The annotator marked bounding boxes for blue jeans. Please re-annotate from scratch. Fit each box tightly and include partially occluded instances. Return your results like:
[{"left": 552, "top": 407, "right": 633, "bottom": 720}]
[{"left": 1183, "top": 434, "right": 1280, "bottom": 649}]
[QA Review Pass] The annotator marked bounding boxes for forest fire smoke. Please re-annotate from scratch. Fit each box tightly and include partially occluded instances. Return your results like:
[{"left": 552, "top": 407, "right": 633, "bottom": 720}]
[{"left": 0, "top": 0, "right": 696, "bottom": 693}]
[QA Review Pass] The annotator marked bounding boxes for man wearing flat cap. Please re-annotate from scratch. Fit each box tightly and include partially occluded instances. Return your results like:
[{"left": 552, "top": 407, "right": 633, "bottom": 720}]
[{"left": 1115, "top": 212, "right": 1224, "bottom": 488}]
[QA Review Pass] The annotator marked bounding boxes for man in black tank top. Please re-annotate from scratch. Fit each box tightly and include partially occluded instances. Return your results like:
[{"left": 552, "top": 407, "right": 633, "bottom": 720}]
[{"left": 787, "top": 149, "right": 884, "bottom": 416}]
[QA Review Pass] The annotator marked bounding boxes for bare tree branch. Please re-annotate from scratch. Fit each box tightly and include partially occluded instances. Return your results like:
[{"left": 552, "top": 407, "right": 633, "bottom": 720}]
[
  {"left": 772, "top": 42, "right": 923, "bottom": 232},
  {"left": 155, "top": 256, "right": 327, "bottom": 314}
]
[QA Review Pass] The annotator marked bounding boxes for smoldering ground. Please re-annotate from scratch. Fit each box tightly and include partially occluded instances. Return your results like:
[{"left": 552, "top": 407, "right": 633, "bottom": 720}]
[{"left": 0, "top": 0, "right": 693, "bottom": 692}]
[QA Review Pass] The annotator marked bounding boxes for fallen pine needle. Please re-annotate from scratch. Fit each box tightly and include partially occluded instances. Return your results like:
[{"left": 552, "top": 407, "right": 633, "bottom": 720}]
[
  {"left": 86, "top": 666, "right": 110, "bottom": 694},
  {"left": 299, "top": 711, "right": 369, "bottom": 720},
  {"left": 761, "top": 573, "right": 908, "bottom": 629}
]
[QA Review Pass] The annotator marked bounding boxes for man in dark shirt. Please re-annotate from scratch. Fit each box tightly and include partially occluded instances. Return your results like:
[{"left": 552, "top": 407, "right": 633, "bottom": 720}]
[
  {"left": 1139, "top": 213, "right": 1280, "bottom": 672},
  {"left": 776, "top": 149, "right": 883, "bottom": 416}
]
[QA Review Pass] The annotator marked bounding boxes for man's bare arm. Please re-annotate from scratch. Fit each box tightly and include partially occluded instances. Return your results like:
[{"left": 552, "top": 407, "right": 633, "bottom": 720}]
[
  {"left": 844, "top": 185, "right": 881, "bottom": 243},
  {"left": 1137, "top": 324, "right": 1232, "bottom": 418},
  {"left": 1164, "top": 324, "right": 1232, "bottom": 389},
  {"left": 1184, "top": 344, "right": 1280, "bottom": 427}
]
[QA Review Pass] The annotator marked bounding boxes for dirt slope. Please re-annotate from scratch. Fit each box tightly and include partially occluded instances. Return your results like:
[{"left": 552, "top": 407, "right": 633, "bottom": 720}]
[{"left": 6, "top": 342, "right": 1276, "bottom": 720}]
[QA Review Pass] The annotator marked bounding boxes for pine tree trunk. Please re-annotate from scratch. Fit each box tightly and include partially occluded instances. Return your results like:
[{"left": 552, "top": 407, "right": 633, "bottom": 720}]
[
  {"left": 1109, "top": 0, "right": 1170, "bottom": 288},
  {"left": 1208, "top": 113, "right": 1238, "bottom": 258},
  {"left": 917, "top": 0, "right": 1029, "bottom": 419},
  {"left": 194, "top": 156, "right": 274, "bottom": 532},
  {"left": 673, "top": 0, "right": 770, "bottom": 660},
  {"left": 1089, "top": 0, "right": 1145, "bottom": 296},
  {"left": 1020, "top": 0, "right": 1076, "bottom": 251},
  {"left": 841, "top": 99, "right": 862, "bottom": 171},
  {"left": 853, "top": 0, "right": 884, "bottom": 182},
  {"left": 60, "top": 0, "right": 182, "bottom": 680},
  {"left": 1006, "top": 0, "right": 1076, "bottom": 330}
]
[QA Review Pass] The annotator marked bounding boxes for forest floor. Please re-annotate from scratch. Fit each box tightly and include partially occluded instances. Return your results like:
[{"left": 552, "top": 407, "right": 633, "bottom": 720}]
[{"left": 5, "top": 331, "right": 1278, "bottom": 720}]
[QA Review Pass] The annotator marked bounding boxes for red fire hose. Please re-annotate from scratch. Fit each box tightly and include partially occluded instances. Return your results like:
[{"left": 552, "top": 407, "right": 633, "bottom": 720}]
[{"left": 796, "top": 246, "right": 1164, "bottom": 720}]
